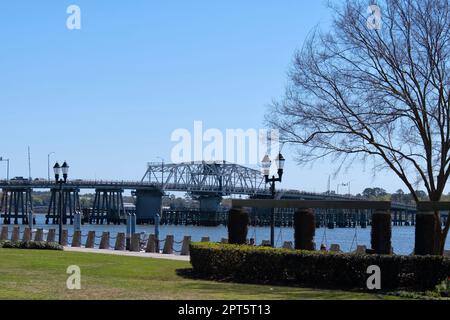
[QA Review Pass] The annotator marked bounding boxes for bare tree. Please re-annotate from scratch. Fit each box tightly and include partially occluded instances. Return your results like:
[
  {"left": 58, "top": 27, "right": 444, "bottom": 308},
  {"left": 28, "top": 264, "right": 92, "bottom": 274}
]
[{"left": 267, "top": 0, "right": 450, "bottom": 254}]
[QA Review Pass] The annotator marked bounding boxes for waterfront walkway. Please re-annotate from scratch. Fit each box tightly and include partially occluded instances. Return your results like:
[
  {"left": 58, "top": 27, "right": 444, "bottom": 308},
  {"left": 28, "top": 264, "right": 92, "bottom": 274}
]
[{"left": 63, "top": 247, "right": 190, "bottom": 261}]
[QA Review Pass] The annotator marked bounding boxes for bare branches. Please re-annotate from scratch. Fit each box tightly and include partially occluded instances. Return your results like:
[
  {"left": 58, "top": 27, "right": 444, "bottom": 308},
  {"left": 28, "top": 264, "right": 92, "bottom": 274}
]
[{"left": 268, "top": 0, "right": 450, "bottom": 205}]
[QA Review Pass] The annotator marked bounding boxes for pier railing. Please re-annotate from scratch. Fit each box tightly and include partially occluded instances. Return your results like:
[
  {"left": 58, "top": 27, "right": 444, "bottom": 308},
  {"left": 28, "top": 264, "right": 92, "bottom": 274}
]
[{"left": 227, "top": 199, "right": 392, "bottom": 210}]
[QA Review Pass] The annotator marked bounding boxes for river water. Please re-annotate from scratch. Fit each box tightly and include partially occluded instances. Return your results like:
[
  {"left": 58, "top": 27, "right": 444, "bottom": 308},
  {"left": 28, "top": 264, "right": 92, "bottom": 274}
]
[{"left": 4, "top": 214, "right": 450, "bottom": 255}]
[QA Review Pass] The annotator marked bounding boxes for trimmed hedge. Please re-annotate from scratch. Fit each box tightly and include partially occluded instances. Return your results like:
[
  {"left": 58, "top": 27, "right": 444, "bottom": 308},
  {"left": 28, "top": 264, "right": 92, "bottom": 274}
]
[
  {"left": 189, "top": 243, "right": 450, "bottom": 291},
  {"left": 0, "top": 240, "right": 63, "bottom": 251}
]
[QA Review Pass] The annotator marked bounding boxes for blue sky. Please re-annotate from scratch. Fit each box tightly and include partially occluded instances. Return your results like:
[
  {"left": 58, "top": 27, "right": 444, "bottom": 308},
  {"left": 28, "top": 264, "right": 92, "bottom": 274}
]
[{"left": 0, "top": 1, "right": 410, "bottom": 194}]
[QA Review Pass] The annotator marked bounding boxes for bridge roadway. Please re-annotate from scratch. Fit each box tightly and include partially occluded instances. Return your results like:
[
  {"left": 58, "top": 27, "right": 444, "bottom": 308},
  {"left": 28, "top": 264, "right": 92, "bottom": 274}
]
[
  {"left": 0, "top": 178, "right": 416, "bottom": 212},
  {"left": 0, "top": 159, "right": 421, "bottom": 225}
]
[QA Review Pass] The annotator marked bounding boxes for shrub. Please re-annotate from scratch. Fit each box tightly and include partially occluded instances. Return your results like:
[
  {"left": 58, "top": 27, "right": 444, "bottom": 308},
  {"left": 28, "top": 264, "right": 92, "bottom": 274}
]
[
  {"left": 294, "top": 209, "right": 315, "bottom": 250},
  {"left": 227, "top": 209, "right": 249, "bottom": 245},
  {"left": 0, "top": 240, "right": 63, "bottom": 251},
  {"left": 189, "top": 242, "right": 450, "bottom": 291}
]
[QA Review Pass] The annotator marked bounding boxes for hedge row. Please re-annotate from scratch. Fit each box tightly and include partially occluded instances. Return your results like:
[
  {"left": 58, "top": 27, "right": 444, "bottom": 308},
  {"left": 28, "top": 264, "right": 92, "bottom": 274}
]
[
  {"left": 0, "top": 240, "right": 63, "bottom": 251},
  {"left": 189, "top": 243, "right": 450, "bottom": 291}
]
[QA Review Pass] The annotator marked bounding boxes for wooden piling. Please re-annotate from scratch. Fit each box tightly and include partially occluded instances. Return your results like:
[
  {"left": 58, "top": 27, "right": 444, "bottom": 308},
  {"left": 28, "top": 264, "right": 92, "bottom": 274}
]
[
  {"left": 71, "top": 230, "right": 82, "bottom": 247},
  {"left": 162, "top": 235, "right": 174, "bottom": 254},
  {"left": 99, "top": 232, "right": 110, "bottom": 249},
  {"left": 61, "top": 230, "right": 68, "bottom": 246},
  {"left": 46, "top": 229, "right": 56, "bottom": 243},
  {"left": 34, "top": 228, "right": 44, "bottom": 242},
  {"left": 180, "top": 236, "right": 191, "bottom": 256},
  {"left": 0, "top": 226, "right": 8, "bottom": 241},
  {"left": 145, "top": 234, "right": 156, "bottom": 253},
  {"left": 85, "top": 231, "right": 95, "bottom": 248},
  {"left": 11, "top": 226, "right": 20, "bottom": 242},
  {"left": 260, "top": 240, "right": 271, "bottom": 246},
  {"left": 282, "top": 241, "right": 294, "bottom": 250},
  {"left": 130, "top": 233, "right": 140, "bottom": 252},
  {"left": 22, "top": 227, "right": 32, "bottom": 242},
  {"left": 114, "top": 233, "right": 125, "bottom": 251}
]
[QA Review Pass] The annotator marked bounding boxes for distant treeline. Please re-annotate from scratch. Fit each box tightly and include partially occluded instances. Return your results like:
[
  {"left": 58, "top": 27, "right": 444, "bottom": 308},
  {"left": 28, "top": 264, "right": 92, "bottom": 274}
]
[{"left": 356, "top": 188, "right": 437, "bottom": 204}]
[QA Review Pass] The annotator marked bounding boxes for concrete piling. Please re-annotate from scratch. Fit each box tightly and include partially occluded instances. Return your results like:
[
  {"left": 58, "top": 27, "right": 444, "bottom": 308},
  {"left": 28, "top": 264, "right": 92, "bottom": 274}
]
[
  {"left": 180, "top": 236, "right": 191, "bottom": 256},
  {"left": 99, "top": 232, "right": 110, "bottom": 249},
  {"left": 330, "top": 244, "right": 342, "bottom": 252},
  {"left": 22, "top": 227, "right": 32, "bottom": 242},
  {"left": 114, "top": 233, "right": 125, "bottom": 251},
  {"left": 282, "top": 241, "right": 294, "bottom": 250},
  {"left": 34, "top": 228, "right": 44, "bottom": 242},
  {"left": 261, "top": 240, "right": 271, "bottom": 247},
  {"left": 163, "top": 235, "right": 174, "bottom": 254},
  {"left": 46, "top": 229, "right": 56, "bottom": 243},
  {"left": 11, "top": 226, "right": 20, "bottom": 242},
  {"left": 85, "top": 231, "right": 95, "bottom": 248},
  {"left": 145, "top": 234, "right": 156, "bottom": 253},
  {"left": 61, "top": 230, "right": 69, "bottom": 246},
  {"left": 130, "top": 233, "right": 140, "bottom": 252},
  {"left": 71, "top": 230, "right": 82, "bottom": 247},
  {"left": 0, "top": 226, "right": 8, "bottom": 241}
]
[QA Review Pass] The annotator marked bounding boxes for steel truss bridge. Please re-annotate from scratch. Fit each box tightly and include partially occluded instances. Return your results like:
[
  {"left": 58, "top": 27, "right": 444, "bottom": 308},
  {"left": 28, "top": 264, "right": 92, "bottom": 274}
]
[
  {"left": 141, "top": 161, "right": 267, "bottom": 195},
  {"left": 0, "top": 161, "right": 417, "bottom": 225}
]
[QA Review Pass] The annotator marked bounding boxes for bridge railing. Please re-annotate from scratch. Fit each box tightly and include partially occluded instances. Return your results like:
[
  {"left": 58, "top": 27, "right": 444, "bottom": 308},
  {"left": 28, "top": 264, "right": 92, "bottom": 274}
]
[
  {"left": 225, "top": 198, "right": 417, "bottom": 211},
  {"left": 0, "top": 179, "right": 420, "bottom": 209},
  {"left": 227, "top": 199, "right": 392, "bottom": 210}
]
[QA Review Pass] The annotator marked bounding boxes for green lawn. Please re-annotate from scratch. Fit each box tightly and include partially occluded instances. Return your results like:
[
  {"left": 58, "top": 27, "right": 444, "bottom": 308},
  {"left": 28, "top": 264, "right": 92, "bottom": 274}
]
[{"left": 0, "top": 249, "right": 400, "bottom": 300}]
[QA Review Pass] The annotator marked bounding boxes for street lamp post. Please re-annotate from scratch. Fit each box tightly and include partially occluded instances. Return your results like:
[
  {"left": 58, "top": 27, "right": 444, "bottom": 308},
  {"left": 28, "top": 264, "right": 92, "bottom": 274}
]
[
  {"left": 54, "top": 161, "right": 70, "bottom": 245},
  {"left": 261, "top": 153, "right": 286, "bottom": 248},
  {"left": 0, "top": 157, "right": 10, "bottom": 181}
]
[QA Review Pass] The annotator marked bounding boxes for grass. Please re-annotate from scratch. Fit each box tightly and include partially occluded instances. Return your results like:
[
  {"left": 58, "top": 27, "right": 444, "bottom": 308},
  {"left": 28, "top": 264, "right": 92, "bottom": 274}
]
[{"left": 0, "top": 248, "right": 402, "bottom": 300}]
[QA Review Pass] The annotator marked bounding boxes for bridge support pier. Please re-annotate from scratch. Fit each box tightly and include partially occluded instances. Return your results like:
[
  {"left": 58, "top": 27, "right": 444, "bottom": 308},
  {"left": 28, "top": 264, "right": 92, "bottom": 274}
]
[
  {"left": 1, "top": 187, "right": 33, "bottom": 225},
  {"left": 192, "top": 194, "right": 222, "bottom": 226},
  {"left": 135, "top": 189, "right": 164, "bottom": 224},
  {"left": 46, "top": 187, "right": 81, "bottom": 225},
  {"left": 91, "top": 188, "right": 125, "bottom": 225}
]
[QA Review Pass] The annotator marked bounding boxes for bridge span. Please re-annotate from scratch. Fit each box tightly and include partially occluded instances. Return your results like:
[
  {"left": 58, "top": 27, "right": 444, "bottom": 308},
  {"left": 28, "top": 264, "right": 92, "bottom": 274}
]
[{"left": 0, "top": 161, "right": 417, "bottom": 226}]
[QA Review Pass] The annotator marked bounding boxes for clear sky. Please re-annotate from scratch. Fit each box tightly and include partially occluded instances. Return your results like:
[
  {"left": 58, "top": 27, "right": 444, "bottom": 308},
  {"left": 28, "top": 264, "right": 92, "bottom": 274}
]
[{"left": 0, "top": 0, "right": 410, "bottom": 195}]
